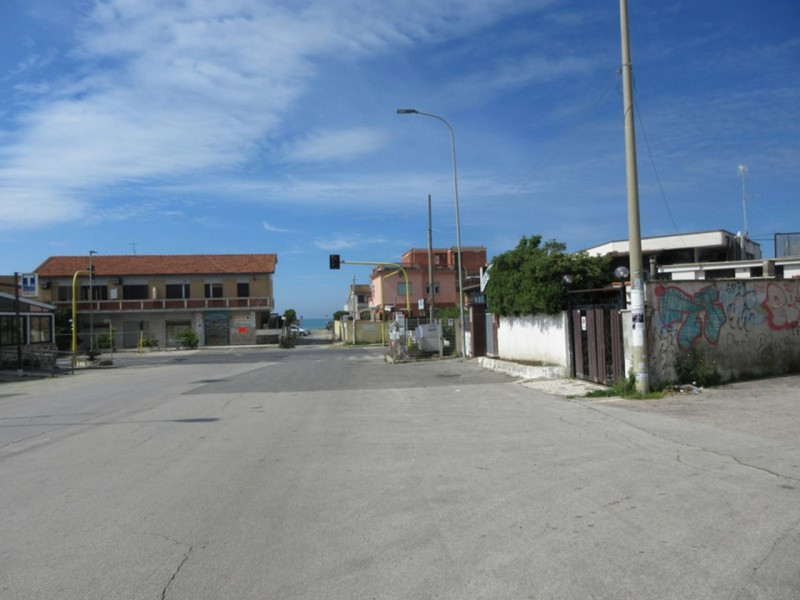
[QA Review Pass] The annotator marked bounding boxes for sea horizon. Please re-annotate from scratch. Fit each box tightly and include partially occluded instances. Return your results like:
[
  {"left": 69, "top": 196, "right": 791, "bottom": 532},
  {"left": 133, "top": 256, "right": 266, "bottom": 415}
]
[{"left": 298, "top": 317, "right": 329, "bottom": 330}]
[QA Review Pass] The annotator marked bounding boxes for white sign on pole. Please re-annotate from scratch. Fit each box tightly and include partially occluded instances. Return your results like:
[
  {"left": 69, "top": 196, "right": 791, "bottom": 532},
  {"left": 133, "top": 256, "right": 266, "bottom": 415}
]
[
  {"left": 480, "top": 263, "right": 492, "bottom": 292},
  {"left": 21, "top": 273, "right": 37, "bottom": 297}
]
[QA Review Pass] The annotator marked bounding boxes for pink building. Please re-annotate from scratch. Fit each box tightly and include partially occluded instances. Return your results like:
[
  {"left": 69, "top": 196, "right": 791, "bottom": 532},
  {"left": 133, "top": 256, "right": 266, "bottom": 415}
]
[{"left": 369, "top": 247, "right": 486, "bottom": 319}]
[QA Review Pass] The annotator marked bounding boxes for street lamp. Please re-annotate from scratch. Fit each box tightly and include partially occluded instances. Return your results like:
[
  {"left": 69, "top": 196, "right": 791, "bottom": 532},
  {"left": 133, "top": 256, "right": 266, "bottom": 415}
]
[{"left": 396, "top": 108, "right": 467, "bottom": 356}]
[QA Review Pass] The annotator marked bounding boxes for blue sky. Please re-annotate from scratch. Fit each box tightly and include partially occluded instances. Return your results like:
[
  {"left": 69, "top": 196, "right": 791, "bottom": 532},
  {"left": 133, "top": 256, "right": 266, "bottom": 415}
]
[{"left": 1, "top": 1, "right": 798, "bottom": 318}]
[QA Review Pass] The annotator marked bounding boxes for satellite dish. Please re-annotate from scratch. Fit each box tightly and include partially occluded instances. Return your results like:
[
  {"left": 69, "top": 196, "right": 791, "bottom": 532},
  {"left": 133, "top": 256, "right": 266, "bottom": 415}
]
[{"left": 614, "top": 266, "right": 630, "bottom": 280}]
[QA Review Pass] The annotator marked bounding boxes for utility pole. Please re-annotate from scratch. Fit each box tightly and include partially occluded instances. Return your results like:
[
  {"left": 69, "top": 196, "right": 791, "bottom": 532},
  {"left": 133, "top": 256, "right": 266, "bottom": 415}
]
[
  {"left": 351, "top": 275, "right": 357, "bottom": 345},
  {"left": 89, "top": 250, "right": 97, "bottom": 350},
  {"left": 620, "top": 0, "right": 649, "bottom": 393},
  {"left": 427, "top": 194, "right": 435, "bottom": 324},
  {"left": 14, "top": 272, "right": 22, "bottom": 373}
]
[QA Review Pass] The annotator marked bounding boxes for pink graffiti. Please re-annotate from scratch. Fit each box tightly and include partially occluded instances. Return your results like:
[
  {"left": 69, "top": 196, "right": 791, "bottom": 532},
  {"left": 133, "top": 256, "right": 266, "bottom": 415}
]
[{"left": 762, "top": 282, "right": 800, "bottom": 331}]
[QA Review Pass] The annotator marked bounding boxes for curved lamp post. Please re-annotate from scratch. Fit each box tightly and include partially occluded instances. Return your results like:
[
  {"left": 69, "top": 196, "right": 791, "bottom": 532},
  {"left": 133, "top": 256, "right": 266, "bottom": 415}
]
[{"left": 396, "top": 108, "right": 467, "bottom": 356}]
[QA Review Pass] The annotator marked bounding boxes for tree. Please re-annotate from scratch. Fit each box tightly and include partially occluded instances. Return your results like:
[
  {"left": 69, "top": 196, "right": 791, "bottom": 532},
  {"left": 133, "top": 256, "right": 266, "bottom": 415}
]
[
  {"left": 283, "top": 309, "right": 297, "bottom": 324},
  {"left": 486, "top": 235, "right": 612, "bottom": 316}
]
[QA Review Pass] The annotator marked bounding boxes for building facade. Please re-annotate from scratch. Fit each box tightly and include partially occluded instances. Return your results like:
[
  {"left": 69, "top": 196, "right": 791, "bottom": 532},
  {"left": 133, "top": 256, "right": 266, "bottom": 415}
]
[
  {"left": 34, "top": 254, "right": 277, "bottom": 348},
  {"left": 369, "top": 246, "right": 486, "bottom": 318}
]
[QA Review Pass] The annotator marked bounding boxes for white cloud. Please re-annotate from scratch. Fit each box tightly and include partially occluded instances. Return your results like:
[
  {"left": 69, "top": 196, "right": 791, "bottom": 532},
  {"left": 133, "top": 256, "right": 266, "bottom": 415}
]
[
  {"left": 262, "top": 221, "right": 295, "bottom": 233},
  {"left": 314, "top": 234, "right": 390, "bottom": 251},
  {"left": 283, "top": 128, "right": 388, "bottom": 163},
  {"left": 0, "top": 0, "right": 544, "bottom": 230}
]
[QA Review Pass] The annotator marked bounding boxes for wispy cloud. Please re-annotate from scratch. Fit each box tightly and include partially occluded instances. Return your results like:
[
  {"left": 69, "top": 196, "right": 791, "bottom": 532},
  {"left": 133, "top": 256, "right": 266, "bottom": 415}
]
[
  {"left": 0, "top": 0, "right": 545, "bottom": 231},
  {"left": 262, "top": 221, "right": 295, "bottom": 233},
  {"left": 283, "top": 128, "right": 388, "bottom": 163},
  {"left": 314, "top": 234, "right": 390, "bottom": 251}
]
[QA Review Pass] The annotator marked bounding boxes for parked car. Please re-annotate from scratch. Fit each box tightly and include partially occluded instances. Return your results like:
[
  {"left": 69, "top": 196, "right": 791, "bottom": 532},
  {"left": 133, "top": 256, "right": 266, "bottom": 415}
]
[{"left": 289, "top": 324, "right": 309, "bottom": 336}]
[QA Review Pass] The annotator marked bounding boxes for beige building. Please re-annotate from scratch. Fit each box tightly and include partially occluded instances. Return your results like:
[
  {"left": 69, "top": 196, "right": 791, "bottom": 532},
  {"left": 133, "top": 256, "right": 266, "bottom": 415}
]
[{"left": 34, "top": 254, "right": 277, "bottom": 348}]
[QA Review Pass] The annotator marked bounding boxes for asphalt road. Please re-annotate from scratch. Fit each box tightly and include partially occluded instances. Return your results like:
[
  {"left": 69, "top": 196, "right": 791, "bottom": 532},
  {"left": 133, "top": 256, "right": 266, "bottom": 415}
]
[{"left": 1, "top": 346, "right": 798, "bottom": 599}]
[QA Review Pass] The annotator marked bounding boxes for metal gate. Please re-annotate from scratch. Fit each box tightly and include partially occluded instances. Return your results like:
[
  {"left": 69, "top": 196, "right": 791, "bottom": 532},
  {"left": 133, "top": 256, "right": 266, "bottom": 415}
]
[
  {"left": 204, "top": 312, "right": 229, "bottom": 346},
  {"left": 568, "top": 288, "right": 625, "bottom": 385}
]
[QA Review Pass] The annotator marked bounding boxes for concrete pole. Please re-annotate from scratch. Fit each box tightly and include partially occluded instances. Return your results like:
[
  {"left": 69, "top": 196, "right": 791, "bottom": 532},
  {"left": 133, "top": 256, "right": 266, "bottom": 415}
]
[
  {"left": 14, "top": 272, "right": 22, "bottom": 373},
  {"left": 427, "top": 194, "right": 435, "bottom": 324},
  {"left": 620, "top": 0, "right": 649, "bottom": 392},
  {"left": 351, "top": 275, "right": 357, "bottom": 344}
]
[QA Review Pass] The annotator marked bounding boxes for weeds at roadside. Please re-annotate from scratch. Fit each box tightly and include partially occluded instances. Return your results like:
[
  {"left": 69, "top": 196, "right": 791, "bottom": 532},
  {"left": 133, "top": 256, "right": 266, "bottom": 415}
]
[{"left": 585, "top": 372, "right": 666, "bottom": 400}]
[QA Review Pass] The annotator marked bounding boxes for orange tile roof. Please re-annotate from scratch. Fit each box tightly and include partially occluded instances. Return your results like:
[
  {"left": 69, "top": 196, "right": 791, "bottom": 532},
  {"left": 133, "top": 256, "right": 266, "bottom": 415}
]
[{"left": 35, "top": 254, "right": 277, "bottom": 277}]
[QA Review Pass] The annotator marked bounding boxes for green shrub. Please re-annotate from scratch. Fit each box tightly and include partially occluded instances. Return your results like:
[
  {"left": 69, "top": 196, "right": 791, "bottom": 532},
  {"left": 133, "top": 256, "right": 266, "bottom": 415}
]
[
  {"left": 674, "top": 346, "right": 722, "bottom": 387},
  {"left": 141, "top": 334, "right": 159, "bottom": 348},
  {"left": 97, "top": 333, "right": 115, "bottom": 349},
  {"left": 176, "top": 329, "right": 199, "bottom": 349}
]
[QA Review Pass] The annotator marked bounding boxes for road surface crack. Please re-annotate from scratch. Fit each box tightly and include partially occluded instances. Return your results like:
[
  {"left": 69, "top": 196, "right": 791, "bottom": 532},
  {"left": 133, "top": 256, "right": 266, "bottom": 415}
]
[
  {"left": 580, "top": 403, "right": 800, "bottom": 483},
  {"left": 161, "top": 544, "right": 193, "bottom": 600}
]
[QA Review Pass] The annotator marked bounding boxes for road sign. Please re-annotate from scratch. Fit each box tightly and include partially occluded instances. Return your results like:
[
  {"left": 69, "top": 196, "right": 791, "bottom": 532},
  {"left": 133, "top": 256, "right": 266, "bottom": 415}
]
[{"left": 21, "top": 273, "right": 37, "bottom": 297}]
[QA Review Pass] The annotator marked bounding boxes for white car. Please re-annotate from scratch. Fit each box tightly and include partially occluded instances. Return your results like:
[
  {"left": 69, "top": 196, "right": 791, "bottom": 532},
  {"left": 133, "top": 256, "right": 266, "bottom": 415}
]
[{"left": 289, "top": 324, "right": 310, "bottom": 336}]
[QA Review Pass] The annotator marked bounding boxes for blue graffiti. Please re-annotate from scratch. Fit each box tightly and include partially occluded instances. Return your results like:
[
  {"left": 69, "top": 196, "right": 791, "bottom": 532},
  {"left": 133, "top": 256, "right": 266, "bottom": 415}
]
[{"left": 657, "top": 285, "right": 727, "bottom": 349}]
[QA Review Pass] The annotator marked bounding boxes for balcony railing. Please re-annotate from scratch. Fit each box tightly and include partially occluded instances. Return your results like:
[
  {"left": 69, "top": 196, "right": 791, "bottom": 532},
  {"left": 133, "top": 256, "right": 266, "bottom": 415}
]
[{"left": 55, "top": 297, "right": 275, "bottom": 312}]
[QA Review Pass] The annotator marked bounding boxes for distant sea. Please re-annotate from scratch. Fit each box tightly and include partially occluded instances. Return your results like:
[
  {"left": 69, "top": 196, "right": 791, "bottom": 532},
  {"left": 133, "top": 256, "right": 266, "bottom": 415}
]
[{"left": 298, "top": 317, "right": 329, "bottom": 330}]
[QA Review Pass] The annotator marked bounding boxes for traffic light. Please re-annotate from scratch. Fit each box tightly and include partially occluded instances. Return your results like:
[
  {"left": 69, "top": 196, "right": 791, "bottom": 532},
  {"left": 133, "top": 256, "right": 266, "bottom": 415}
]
[{"left": 329, "top": 254, "right": 340, "bottom": 270}]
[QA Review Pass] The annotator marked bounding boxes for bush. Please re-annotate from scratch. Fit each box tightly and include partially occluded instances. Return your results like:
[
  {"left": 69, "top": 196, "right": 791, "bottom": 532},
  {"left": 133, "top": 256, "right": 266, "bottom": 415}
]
[
  {"left": 97, "top": 333, "right": 115, "bottom": 349},
  {"left": 176, "top": 329, "right": 199, "bottom": 349},
  {"left": 141, "top": 334, "right": 159, "bottom": 348},
  {"left": 674, "top": 346, "right": 722, "bottom": 387}
]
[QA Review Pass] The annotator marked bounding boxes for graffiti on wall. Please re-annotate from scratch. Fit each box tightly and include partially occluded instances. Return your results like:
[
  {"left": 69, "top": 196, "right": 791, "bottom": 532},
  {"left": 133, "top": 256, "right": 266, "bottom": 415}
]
[
  {"left": 654, "top": 281, "right": 800, "bottom": 351},
  {"left": 650, "top": 279, "right": 800, "bottom": 385},
  {"left": 763, "top": 281, "right": 800, "bottom": 331},
  {"left": 654, "top": 285, "right": 726, "bottom": 349}
]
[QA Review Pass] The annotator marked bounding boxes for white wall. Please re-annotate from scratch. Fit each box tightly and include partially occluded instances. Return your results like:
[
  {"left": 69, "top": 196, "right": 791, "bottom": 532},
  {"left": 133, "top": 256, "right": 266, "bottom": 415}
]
[{"left": 497, "top": 313, "right": 569, "bottom": 367}]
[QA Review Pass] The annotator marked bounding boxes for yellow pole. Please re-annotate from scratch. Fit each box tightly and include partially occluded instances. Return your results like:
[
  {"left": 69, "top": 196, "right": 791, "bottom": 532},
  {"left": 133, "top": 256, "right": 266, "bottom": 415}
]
[{"left": 71, "top": 270, "right": 89, "bottom": 367}]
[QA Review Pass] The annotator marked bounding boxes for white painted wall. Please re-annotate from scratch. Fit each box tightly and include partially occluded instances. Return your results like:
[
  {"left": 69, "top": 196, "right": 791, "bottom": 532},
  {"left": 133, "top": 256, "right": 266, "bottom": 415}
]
[{"left": 497, "top": 313, "right": 569, "bottom": 367}]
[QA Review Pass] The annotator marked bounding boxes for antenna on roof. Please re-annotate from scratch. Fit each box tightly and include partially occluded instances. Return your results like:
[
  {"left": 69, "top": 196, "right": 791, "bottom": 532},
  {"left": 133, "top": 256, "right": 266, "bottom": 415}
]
[
  {"left": 738, "top": 164, "right": 748, "bottom": 239},
  {"left": 130, "top": 242, "right": 137, "bottom": 255}
]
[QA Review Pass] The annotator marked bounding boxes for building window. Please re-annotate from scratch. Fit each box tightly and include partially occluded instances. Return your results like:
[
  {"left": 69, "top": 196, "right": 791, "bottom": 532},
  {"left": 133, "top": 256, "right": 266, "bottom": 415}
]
[
  {"left": 425, "top": 282, "right": 440, "bottom": 294},
  {"left": 123, "top": 285, "right": 149, "bottom": 300},
  {"left": 205, "top": 283, "right": 223, "bottom": 299},
  {"left": 57, "top": 287, "right": 72, "bottom": 302},
  {"left": 237, "top": 282, "right": 250, "bottom": 298},
  {"left": 0, "top": 316, "right": 19, "bottom": 346},
  {"left": 29, "top": 316, "right": 52, "bottom": 343},
  {"left": 397, "top": 282, "right": 413, "bottom": 296},
  {"left": 357, "top": 294, "right": 366, "bottom": 304},
  {"left": 80, "top": 286, "right": 108, "bottom": 301},
  {"left": 706, "top": 269, "right": 735, "bottom": 280},
  {"left": 166, "top": 284, "right": 190, "bottom": 299}
]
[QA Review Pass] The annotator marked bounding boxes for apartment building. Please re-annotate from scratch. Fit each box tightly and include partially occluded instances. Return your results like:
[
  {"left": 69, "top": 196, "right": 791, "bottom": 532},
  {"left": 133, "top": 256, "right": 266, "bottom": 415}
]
[
  {"left": 34, "top": 254, "right": 277, "bottom": 348},
  {"left": 370, "top": 246, "right": 486, "bottom": 318}
]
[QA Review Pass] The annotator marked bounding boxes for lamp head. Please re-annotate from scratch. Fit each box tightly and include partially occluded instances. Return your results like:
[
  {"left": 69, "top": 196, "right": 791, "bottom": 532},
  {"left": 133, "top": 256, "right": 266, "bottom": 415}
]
[{"left": 396, "top": 108, "right": 418, "bottom": 114}]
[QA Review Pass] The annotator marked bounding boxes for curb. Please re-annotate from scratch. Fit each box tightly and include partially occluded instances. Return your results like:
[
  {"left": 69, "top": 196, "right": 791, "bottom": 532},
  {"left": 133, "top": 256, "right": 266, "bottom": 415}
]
[{"left": 477, "top": 357, "right": 567, "bottom": 380}]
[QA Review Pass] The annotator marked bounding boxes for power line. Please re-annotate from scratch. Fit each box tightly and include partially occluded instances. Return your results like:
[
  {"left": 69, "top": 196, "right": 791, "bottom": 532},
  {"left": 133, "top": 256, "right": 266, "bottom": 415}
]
[
  {"left": 485, "top": 72, "right": 621, "bottom": 206},
  {"left": 632, "top": 81, "right": 683, "bottom": 238}
]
